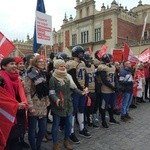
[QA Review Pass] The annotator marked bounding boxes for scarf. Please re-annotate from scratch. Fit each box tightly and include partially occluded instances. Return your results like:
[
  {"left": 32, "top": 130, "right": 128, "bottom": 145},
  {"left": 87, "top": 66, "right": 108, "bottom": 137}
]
[
  {"left": 53, "top": 69, "right": 69, "bottom": 86},
  {"left": 0, "top": 70, "right": 19, "bottom": 98},
  {"left": 0, "top": 70, "right": 28, "bottom": 128},
  {"left": 0, "top": 70, "right": 27, "bottom": 105},
  {"left": 27, "top": 67, "right": 49, "bottom": 98}
]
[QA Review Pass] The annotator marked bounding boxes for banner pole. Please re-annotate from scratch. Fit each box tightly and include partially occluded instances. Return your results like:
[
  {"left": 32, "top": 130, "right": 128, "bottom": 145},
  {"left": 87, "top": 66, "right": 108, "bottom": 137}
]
[
  {"left": 15, "top": 47, "right": 25, "bottom": 57},
  {"left": 44, "top": 45, "right": 47, "bottom": 69}
]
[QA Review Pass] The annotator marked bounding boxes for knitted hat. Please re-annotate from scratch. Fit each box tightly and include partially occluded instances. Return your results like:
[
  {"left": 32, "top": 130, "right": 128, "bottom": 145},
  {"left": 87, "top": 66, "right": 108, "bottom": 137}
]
[
  {"left": 1, "top": 57, "right": 15, "bottom": 69},
  {"left": 53, "top": 59, "right": 65, "bottom": 69},
  {"left": 14, "top": 57, "right": 24, "bottom": 64}
]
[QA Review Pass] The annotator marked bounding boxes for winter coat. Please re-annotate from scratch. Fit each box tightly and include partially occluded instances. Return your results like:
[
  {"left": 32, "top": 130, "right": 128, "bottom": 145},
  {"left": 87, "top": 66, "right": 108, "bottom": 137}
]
[
  {"left": 49, "top": 76, "right": 80, "bottom": 117},
  {"left": 24, "top": 68, "right": 50, "bottom": 117}
]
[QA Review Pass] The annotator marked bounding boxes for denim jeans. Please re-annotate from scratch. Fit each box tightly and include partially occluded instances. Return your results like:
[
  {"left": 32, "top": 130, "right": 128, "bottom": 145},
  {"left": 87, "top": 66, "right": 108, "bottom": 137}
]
[
  {"left": 28, "top": 116, "right": 47, "bottom": 150},
  {"left": 121, "top": 92, "right": 133, "bottom": 116},
  {"left": 71, "top": 92, "right": 86, "bottom": 115},
  {"left": 52, "top": 114, "right": 72, "bottom": 143}
]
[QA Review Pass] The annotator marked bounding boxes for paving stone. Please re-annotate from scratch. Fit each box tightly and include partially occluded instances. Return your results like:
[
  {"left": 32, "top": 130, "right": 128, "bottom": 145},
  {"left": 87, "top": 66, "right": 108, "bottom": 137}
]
[{"left": 24, "top": 102, "right": 150, "bottom": 150}]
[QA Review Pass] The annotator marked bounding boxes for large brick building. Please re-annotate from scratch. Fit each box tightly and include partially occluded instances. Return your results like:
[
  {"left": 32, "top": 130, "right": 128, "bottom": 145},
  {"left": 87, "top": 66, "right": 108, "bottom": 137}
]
[
  {"left": 12, "top": 35, "right": 52, "bottom": 58},
  {"left": 53, "top": 0, "right": 150, "bottom": 56},
  {"left": 12, "top": 0, "right": 150, "bottom": 58}
]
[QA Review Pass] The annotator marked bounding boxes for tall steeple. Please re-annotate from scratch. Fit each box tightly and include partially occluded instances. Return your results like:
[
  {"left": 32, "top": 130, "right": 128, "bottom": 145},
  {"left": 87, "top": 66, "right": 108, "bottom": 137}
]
[
  {"left": 138, "top": 0, "right": 143, "bottom": 6},
  {"left": 111, "top": 0, "right": 118, "bottom": 9},
  {"left": 63, "top": 13, "right": 68, "bottom": 24}
]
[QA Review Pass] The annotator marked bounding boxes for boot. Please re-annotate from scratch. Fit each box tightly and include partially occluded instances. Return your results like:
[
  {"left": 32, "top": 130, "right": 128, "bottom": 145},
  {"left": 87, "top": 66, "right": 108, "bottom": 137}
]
[
  {"left": 64, "top": 140, "right": 73, "bottom": 150},
  {"left": 53, "top": 142, "right": 61, "bottom": 150},
  {"left": 120, "top": 116, "right": 128, "bottom": 122},
  {"left": 92, "top": 114, "right": 99, "bottom": 128},
  {"left": 102, "top": 120, "right": 108, "bottom": 128},
  {"left": 92, "top": 114, "right": 98, "bottom": 123}
]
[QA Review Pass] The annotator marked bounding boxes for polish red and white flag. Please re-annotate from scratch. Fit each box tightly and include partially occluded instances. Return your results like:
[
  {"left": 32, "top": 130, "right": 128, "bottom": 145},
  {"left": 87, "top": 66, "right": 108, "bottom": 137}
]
[
  {"left": 97, "top": 45, "right": 108, "bottom": 58},
  {"left": 0, "top": 32, "right": 15, "bottom": 57},
  {"left": 136, "top": 48, "right": 150, "bottom": 63}
]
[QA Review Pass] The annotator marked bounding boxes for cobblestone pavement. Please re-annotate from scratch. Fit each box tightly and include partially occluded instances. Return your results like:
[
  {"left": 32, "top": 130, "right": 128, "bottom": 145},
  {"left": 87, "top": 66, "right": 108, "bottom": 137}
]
[{"left": 26, "top": 101, "right": 150, "bottom": 150}]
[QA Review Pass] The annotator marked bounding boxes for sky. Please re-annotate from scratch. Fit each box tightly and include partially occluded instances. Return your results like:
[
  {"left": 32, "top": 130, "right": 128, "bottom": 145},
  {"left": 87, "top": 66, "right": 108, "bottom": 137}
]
[{"left": 0, "top": 0, "right": 149, "bottom": 41}]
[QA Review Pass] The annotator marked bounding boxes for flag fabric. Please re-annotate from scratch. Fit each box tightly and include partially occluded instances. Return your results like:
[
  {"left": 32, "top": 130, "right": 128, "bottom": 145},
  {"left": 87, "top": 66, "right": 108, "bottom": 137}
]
[
  {"left": 0, "top": 87, "right": 18, "bottom": 149},
  {"left": 86, "top": 96, "right": 91, "bottom": 107},
  {"left": 88, "top": 46, "right": 92, "bottom": 55},
  {"left": 0, "top": 128, "right": 5, "bottom": 150},
  {"left": 33, "top": 0, "right": 46, "bottom": 53},
  {"left": 128, "top": 54, "right": 139, "bottom": 63},
  {"left": 97, "top": 45, "right": 107, "bottom": 58},
  {"left": 112, "top": 49, "right": 123, "bottom": 62},
  {"left": 0, "top": 54, "right": 4, "bottom": 62},
  {"left": 141, "top": 14, "right": 148, "bottom": 40},
  {"left": 0, "top": 32, "right": 15, "bottom": 57},
  {"left": 123, "top": 42, "right": 130, "bottom": 61},
  {"left": 136, "top": 48, "right": 150, "bottom": 63}
]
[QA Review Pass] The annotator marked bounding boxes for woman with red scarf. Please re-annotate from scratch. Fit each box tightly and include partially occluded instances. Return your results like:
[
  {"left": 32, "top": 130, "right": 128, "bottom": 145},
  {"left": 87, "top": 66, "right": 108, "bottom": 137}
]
[{"left": 0, "top": 57, "right": 28, "bottom": 150}]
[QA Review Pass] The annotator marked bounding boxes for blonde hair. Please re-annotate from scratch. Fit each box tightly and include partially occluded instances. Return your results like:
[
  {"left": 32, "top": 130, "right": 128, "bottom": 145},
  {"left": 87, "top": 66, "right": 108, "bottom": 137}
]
[{"left": 32, "top": 56, "right": 44, "bottom": 68}]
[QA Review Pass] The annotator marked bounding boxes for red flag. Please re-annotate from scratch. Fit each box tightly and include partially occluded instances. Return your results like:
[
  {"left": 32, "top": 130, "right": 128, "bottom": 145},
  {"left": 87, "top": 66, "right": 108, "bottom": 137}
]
[
  {"left": 123, "top": 42, "right": 130, "bottom": 61},
  {"left": 136, "top": 48, "right": 150, "bottom": 63},
  {"left": 0, "top": 87, "right": 18, "bottom": 147},
  {"left": 0, "top": 128, "right": 5, "bottom": 150},
  {"left": 112, "top": 49, "right": 123, "bottom": 62},
  {"left": 97, "top": 45, "right": 107, "bottom": 58},
  {"left": 86, "top": 96, "right": 91, "bottom": 106},
  {"left": 59, "top": 91, "right": 64, "bottom": 108},
  {"left": 88, "top": 46, "right": 92, "bottom": 55},
  {"left": 0, "top": 54, "right": 4, "bottom": 62},
  {"left": 0, "top": 32, "right": 15, "bottom": 57}
]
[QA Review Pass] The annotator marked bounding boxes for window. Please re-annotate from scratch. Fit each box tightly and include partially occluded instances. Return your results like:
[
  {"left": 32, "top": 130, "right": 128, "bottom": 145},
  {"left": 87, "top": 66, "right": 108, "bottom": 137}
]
[
  {"left": 86, "top": 7, "right": 89, "bottom": 16},
  {"left": 80, "top": 9, "right": 82, "bottom": 18},
  {"left": 144, "top": 31, "right": 149, "bottom": 40},
  {"left": 72, "top": 34, "right": 77, "bottom": 46},
  {"left": 81, "top": 31, "right": 89, "bottom": 44},
  {"left": 95, "top": 28, "right": 101, "bottom": 42}
]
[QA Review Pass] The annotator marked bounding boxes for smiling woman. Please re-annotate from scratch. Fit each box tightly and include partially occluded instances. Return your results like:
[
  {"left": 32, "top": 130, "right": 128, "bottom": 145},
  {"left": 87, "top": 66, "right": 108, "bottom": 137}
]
[
  {"left": 0, "top": 57, "right": 28, "bottom": 150},
  {"left": 24, "top": 55, "right": 50, "bottom": 150}
]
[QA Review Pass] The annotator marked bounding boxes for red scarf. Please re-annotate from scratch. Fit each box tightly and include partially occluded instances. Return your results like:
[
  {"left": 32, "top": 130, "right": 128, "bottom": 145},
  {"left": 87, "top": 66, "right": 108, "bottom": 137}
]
[{"left": 0, "top": 70, "right": 27, "bottom": 105}]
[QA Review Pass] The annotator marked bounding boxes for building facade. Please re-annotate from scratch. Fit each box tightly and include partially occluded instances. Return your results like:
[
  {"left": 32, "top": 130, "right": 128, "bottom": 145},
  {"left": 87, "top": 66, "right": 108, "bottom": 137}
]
[
  {"left": 53, "top": 0, "right": 150, "bottom": 56},
  {"left": 12, "top": 35, "right": 53, "bottom": 58}
]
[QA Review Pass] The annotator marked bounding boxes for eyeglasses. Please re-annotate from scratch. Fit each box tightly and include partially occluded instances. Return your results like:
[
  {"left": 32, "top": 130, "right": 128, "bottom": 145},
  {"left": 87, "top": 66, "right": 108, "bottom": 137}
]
[{"left": 38, "top": 60, "right": 45, "bottom": 63}]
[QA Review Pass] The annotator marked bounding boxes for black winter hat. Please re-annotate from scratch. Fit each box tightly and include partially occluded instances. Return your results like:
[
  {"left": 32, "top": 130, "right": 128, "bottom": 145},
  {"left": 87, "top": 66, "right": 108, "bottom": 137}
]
[{"left": 1, "top": 57, "right": 15, "bottom": 69}]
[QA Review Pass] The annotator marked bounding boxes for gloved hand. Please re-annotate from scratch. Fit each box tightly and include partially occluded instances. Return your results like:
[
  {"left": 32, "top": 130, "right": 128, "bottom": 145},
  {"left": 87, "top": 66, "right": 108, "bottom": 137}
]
[{"left": 113, "top": 87, "right": 119, "bottom": 93}]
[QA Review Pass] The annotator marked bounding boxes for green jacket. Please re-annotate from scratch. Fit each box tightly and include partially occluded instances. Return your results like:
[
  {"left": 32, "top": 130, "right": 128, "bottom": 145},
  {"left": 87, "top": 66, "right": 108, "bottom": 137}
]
[{"left": 50, "top": 77, "right": 81, "bottom": 117}]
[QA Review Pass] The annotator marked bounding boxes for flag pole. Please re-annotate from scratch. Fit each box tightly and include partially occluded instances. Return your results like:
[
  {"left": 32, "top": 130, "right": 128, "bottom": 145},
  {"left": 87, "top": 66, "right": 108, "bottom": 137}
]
[
  {"left": 139, "top": 14, "right": 148, "bottom": 54},
  {"left": 15, "top": 46, "right": 25, "bottom": 57},
  {"left": 44, "top": 45, "right": 47, "bottom": 69}
]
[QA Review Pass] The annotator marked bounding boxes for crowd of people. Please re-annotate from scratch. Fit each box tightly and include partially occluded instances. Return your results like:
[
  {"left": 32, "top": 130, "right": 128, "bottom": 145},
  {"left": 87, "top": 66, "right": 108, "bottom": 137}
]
[{"left": 0, "top": 45, "right": 150, "bottom": 150}]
